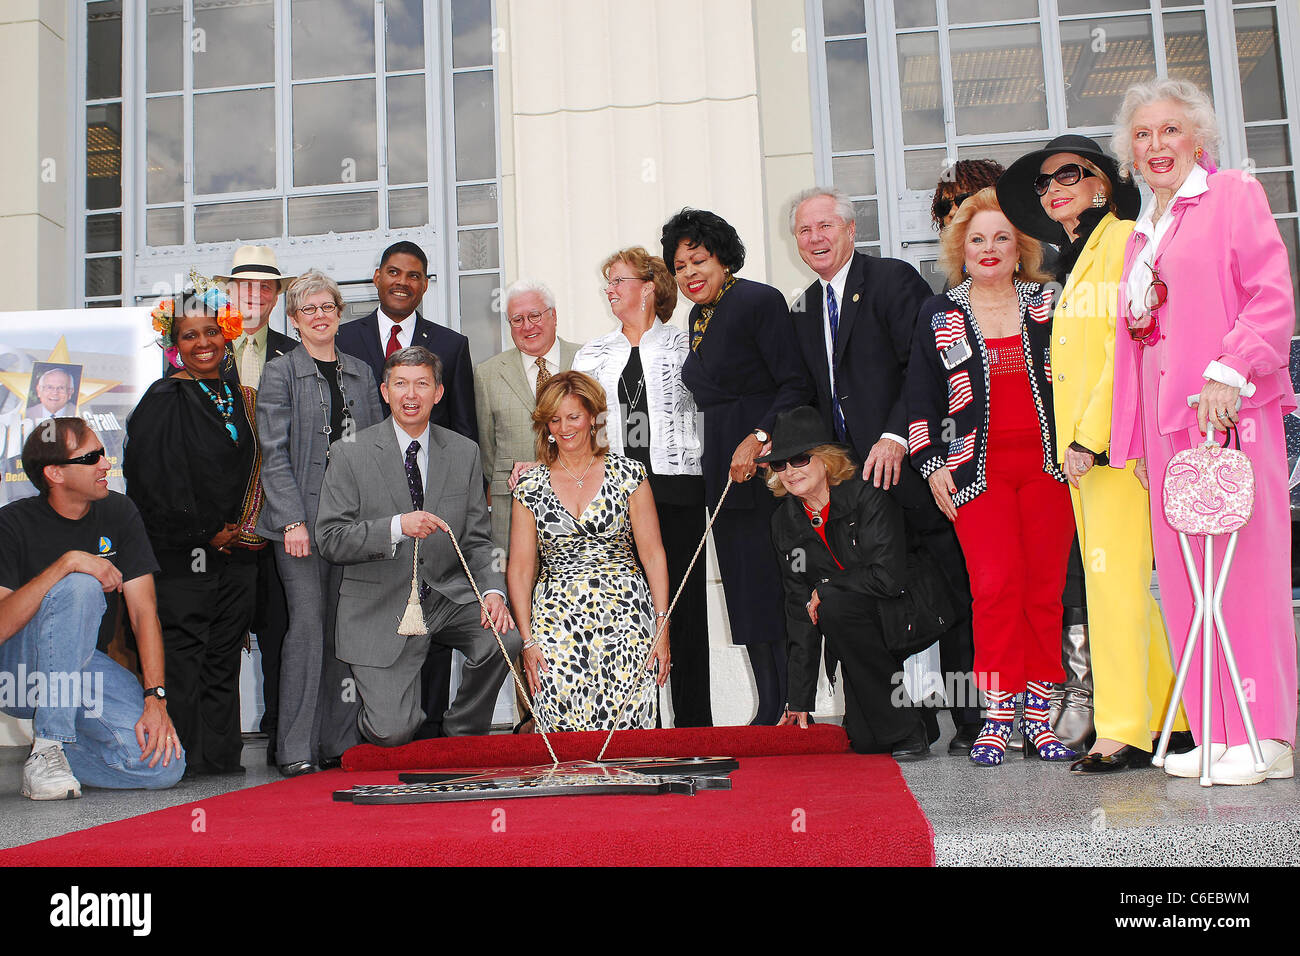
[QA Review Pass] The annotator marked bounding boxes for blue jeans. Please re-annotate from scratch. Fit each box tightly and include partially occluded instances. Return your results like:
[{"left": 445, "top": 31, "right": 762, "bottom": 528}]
[{"left": 0, "top": 573, "right": 184, "bottom": 789}]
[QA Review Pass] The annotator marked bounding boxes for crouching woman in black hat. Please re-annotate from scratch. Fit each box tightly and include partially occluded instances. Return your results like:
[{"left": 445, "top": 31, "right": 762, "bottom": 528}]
[{"left": 766, "top": 407, "right": 956, "bottom": 759}]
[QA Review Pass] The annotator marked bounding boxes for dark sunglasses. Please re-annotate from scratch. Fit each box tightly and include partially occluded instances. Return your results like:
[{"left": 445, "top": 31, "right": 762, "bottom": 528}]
[
  {"left": 934, "top": 193, "right": 972, "bottom": 221},
  {"left": 55, "top": 446, "right": 106, "bottom": 467},
  {"left": 767, "top": 453, "right": 812, "bottom": 473},
  {"left": 1033, "top": 163, "right": 1097, "bottom": 195}
]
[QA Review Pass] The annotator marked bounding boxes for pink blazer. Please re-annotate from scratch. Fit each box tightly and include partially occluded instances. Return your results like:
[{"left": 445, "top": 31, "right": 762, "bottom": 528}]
[{"left": 1110, "top": 169, "right": 1297, "bottom": 464}]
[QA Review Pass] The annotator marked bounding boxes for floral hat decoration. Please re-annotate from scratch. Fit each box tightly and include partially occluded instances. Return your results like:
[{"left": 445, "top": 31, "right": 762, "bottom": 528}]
[{"left": 151, "top": 269, "right": 244, "bottom": 368}]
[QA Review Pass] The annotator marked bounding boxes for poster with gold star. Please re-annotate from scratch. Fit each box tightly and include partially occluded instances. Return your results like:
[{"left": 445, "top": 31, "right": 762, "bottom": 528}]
[{"left": 0, "top": 309, "right": 157, "bottom": 503}]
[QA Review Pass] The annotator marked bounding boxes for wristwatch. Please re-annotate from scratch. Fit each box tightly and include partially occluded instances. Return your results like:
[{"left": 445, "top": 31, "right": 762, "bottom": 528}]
[
  {"left": 752, "top": 428, "right": 770, "bottom": 443},
  {"left": 143, "top": 686, "right": 167, "bottom": 701}
]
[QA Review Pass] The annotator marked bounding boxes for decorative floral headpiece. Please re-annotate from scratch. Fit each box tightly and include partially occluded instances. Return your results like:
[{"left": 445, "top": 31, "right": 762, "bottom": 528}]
[{"left": 151, "top": 269, "right": 244, "bottom": 367}]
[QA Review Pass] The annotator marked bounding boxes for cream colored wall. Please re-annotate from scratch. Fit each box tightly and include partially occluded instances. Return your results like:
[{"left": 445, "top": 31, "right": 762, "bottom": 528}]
[
  {"left": 498, "top": 0, "right": 831, "bottom": 724},
  {"left": 0, "top": 0, "right": 69, "bottom": 313},
  {"left": 0, "top": 0, "right": 67, "bottom": 747}
]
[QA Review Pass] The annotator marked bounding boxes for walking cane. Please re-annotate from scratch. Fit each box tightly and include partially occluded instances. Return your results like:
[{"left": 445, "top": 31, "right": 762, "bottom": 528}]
[{"left": 1151, "top": 400, "right": 1267, "bottom": 787}]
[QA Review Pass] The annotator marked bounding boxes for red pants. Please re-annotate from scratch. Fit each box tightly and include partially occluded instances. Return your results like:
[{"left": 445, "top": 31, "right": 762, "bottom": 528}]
[{"left": 954, "top": 430, "right": 1074, "bottom": 694}]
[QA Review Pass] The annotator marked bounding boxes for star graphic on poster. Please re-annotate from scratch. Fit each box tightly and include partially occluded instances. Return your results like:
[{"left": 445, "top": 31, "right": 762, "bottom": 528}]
[{"left": 0, "top": 336, "right": 122, "bottom": 410}]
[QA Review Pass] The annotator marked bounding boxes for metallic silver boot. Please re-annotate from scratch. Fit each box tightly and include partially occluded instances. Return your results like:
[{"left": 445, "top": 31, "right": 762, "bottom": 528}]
[{"left": 1051, "top": 617, "right": 1094, "bottom": 752}]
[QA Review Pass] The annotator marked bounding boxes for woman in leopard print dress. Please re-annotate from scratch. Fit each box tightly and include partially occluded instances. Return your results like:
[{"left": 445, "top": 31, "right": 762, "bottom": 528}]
[{"left": 507, "top": 371, "right": 671, "bottom": 731}]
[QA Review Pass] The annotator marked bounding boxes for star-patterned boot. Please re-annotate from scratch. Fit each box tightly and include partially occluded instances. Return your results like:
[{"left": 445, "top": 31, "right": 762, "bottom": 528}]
[
  {"left": 1022, "top": 680, "right": 1077, "bottom": 761},
  {"left": 969, "top": 690, "right": 1015, "bottom": 767}
]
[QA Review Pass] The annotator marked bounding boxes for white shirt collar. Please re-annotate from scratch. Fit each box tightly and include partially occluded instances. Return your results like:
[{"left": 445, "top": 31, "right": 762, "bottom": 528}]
[
  {"left": 1134, "top": 164, "right": 1209, "bottom": 241},
  {"left": 521, "top": 339, "right": 561, "bottom": 380},
  {"left": 378, "top": 309, "right": 417, "bottom": 336},
  {"left": 820, "top": 255, "right": 854, "bottom": 306},
  {"left": 391, "top": 417, "right": 430, "bottom": 454}
]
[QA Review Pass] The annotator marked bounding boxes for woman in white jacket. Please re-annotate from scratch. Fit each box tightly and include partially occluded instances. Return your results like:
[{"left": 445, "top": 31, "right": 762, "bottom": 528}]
[{"left": 573, "top": 247, "right": 711, "bottom": 726}]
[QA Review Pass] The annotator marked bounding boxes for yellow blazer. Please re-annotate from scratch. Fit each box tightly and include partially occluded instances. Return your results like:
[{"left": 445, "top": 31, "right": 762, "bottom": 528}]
[{"left": 1050, "top": 211, "right": 1135, "bottom": 462}]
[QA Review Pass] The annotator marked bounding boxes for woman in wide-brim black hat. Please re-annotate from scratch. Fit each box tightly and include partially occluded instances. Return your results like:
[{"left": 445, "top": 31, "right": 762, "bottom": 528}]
[
  {"left": 997, "top": 134, "right": 1192, "bottom": 775},
  {"left": 761, "top": 406, "right": 952, "bottom": 759}
]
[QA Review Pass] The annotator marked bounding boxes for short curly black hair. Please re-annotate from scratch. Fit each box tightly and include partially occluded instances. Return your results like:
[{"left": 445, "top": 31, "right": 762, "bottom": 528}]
[
  {"left": 660, "top": 208, "right": 746, "bottom": 274},
  {"left": 930, "top": 159, "right": 1005, "bottom": 228}
]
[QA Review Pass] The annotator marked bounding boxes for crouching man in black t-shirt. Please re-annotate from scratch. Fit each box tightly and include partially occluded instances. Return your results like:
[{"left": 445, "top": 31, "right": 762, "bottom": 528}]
[{"left": 0, "top": 418, "right": 184, "bottom": 799}]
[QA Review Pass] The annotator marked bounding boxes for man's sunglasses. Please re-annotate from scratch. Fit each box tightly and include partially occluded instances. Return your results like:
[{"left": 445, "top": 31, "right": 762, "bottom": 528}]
[
  {"left": 934, "top": 193, "right": 972, "bottom": 221},
  {"left": 1033, "top": 163, "right": 1096, "bottom": 195},
  {"left": 767, "top": 453, "right": 812, "bottom": 473},
  {"left": 54, "top": 446, "right": 106, "bottom": 467}
]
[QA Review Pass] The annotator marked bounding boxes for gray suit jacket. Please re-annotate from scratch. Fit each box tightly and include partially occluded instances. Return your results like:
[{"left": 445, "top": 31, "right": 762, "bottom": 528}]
[
  {"left": 474, "top": 340, "right": 580, "bottom": 546},
  {"left": 255, "top": 347, "right": 384, "bottom": 542},
  {"left": 315, "top": 419, "right": 503, "bottom": 668}
]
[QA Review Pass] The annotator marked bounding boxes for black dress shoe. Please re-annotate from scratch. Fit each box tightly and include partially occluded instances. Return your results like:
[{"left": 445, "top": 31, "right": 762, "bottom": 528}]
[
  {"left": 1164, "top": 731, "right": 1196, "bottom": 755},
  {"left": 318, "top": 755, "right": 343, "bottom": 771},
  {"left": 1069, "top": 744, "right": 1152, "bottom": 774},
  {"left": 948, "top": 721, "right": 982, "bottom": 755},
  {"left": 278, "top": 760, "right": 318, "bottom": 778},
  {"left": 891, "top": 725, "right": 931, "bottom": 762}
]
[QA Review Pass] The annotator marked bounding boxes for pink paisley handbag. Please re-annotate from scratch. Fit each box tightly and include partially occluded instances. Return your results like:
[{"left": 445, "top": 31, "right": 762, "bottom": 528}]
[{"left": 1162, "top": 428, "right": 1254, "bottom": 536}]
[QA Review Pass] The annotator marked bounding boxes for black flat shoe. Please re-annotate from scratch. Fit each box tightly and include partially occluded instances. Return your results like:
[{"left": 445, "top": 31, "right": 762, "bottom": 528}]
[
  {"left": 1069, "top": 744, "right": 1153, "bottom": 774},
  {"left": 948, "top": 721, "right": 982, "bottom": 755},
  {"left": 891, "top": 725, "right": 931, "bottom": 762},
  {"left": 278, "top": 760, "right": 318, "bottom": 778},
  {"left": 318, "top": 755, "right": 343, "bottom": 771},
  {"left": 1163, "top": 731, "right": 1196, "bottom": 755}
]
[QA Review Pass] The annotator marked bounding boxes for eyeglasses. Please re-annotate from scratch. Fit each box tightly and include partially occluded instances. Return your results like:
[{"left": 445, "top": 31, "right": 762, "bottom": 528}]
[
  {"left": 54, "top": 446, "right": 106, "bottom": 467},
  {"left": 1128, "top": 267, "right": 1168, "bottom": 346},
  {"left": 605, "top": 276, "right": 646, "bottom": 290},
  {"left": 767, "top": 453, "right": 812, "bottom": 473},
  {"left": 1032, "top": 163, "right": 1097, "bottom": 196},
  {"left": 295, "top": 302, "right": 338, "bottom": 317},
  {"left": 934, "top": 193, "right": 972, "bottom": 221},
  {"left": 507, "top": 307, "right": 553, "bottom": 328}
]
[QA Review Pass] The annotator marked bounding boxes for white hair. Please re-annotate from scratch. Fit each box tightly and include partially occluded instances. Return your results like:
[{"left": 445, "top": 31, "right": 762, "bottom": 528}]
[
  {"left": 37, "top": 368, "right": 73, "bottom": 388},
  {"left": 1112, "top": 78, "right": 1220, "bottom": 180},
  {"left": 503, "top": 278, "right": 555, "bottom": 313},
  {"left": 787, "top": 187, "right": 855, "bottom": 234}
]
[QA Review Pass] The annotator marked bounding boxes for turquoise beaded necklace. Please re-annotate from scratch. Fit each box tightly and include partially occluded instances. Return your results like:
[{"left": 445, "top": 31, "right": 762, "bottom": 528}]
[{"left": 186, "top": 370, "right": 239, "bottom": 443}]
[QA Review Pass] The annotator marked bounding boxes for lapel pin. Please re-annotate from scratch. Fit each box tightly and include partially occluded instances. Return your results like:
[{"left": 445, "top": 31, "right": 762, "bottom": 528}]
[{"left": 852, "top": 293, "right": 860, "bottom": 302}]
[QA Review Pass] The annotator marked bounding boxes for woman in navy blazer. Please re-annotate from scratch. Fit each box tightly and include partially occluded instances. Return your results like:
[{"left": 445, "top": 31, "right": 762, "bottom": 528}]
[
  {"left": 255, "top": 270, "right": 384, "bottom": 775},
  {"left": 662, "top": 209, "right": 813, "bottom": 724}
]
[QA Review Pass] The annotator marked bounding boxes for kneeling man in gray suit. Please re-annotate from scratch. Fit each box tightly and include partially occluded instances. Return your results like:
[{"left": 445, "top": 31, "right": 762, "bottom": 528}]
[{"left": 316, "top": 346, "right": 519, "bottom": 745}]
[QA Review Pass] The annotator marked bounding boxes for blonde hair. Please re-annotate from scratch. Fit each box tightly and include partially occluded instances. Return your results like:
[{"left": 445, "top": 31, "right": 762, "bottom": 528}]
[
  {"left": 1112, "top": 78, "right": 1220, "bottom": 179},
  {"left": 765, "top": 445, "right": 858, "bottom": 497},
  {"left": 939, "top": 187, "right": 1050, "bottom": 288},
  {"left": 532, "top": 370, "right": 611, "bottom": 464},
  {"left": 602, "top": 247, "right": 677, "bottom": 323}
]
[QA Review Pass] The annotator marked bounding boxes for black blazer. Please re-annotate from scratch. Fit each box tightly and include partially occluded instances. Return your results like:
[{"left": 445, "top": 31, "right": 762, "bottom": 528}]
[
  {"left": 336, "top": 309, "right": 478, "bottom": 442},
  {"left": 680, "top": 277, "right": 812, "bottom": 509},
  {"left": 771, "top": 473, "right": 907, "bottom": 713},
  {"left": 792, "top": 251, "right": 932, "bottom": 454}
]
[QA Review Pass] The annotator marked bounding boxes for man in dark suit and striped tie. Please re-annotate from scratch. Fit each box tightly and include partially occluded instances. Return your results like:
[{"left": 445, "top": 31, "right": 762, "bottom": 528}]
[{"left": 788, "top": 187, "right": 981, "bottom": 754}]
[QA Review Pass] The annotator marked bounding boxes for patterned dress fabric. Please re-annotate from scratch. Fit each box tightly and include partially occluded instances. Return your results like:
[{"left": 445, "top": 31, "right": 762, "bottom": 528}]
[{"left": 513, "top": 453, "right": 656, "bottom": 731}]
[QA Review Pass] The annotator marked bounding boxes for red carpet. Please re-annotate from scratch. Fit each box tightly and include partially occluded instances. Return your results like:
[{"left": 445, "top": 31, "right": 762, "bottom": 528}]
[{"left": 1, "top": 727, "right": 935, "bottom": 866}]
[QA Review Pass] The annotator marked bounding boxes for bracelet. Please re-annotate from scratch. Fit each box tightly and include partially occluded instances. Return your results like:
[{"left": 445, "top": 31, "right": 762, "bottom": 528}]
[
  {"left": 283, "top": 521, "right": 305, "bottom": 533},
  {"left": 655, "top": 611, "right": 669, "bottom": 620},
  {"left": 522, "top": 638, "right": 540, "bottom": 650}
]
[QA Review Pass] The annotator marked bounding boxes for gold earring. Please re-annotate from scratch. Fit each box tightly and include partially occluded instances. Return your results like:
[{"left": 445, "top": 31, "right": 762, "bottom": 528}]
[{"left": 1091, "top": 191, "right": 1107, "bottom": 208}]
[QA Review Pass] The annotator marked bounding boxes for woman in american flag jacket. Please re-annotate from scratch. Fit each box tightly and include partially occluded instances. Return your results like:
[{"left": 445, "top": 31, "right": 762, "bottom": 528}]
[{"left": 904, "top": 187, "right": 1076, "bottom": 767}]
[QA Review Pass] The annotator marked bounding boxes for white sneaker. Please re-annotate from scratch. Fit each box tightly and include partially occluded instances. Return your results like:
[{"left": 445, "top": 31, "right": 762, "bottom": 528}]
[
  {"left": 20, "top": 746, "right": 82, "bottom": 800},
  {"left": 1163, "top": 743, "right": 1227, "bottom": 778},
  {"left": 1209, "top": 741, "right": 1294, "bottom": 786}
]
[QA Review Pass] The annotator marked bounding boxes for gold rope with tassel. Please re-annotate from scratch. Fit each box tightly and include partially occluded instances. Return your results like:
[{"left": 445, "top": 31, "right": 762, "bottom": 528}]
[{"left": 396, "top": 537, "right": 426, "bottom": 636}]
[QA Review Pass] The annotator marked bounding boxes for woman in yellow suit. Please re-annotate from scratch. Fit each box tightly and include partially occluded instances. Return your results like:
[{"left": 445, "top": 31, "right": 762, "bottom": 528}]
[{"left": 999, "top": 135, "right": 1191, "bottom": 772}]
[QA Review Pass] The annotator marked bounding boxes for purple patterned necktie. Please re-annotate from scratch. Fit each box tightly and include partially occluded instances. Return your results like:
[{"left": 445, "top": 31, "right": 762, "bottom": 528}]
[{"left": 404, "top": 440, "right": 430, "bottom": 601}]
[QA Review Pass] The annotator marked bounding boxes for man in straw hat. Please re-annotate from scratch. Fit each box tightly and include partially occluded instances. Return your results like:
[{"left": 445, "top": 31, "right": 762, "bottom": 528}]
[{"left": 214, "top": 244, "right": 297, "bottom": 765}]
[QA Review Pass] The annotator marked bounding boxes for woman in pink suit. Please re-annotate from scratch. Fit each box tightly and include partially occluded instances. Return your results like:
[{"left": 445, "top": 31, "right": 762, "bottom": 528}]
[{"left": 1110, "top": 78, "right": 1297, "bottom": 785}]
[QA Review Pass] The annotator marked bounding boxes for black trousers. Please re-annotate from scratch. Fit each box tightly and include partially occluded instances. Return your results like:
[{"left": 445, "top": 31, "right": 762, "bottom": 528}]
[
  {"left": 914, "top": 517, "right": 980, "bottom": 727},
  {"left": 817, "top": 588, "right": 921, "bottom": 754},
  {"left": 654, "top": 499, "right": 712, "bottom": 727},
  {"left": 155, "top": 548, "right": 257, "bottom": 772},
  {"left": 252, "top": 545, "right": 289, "bottom": 756}
]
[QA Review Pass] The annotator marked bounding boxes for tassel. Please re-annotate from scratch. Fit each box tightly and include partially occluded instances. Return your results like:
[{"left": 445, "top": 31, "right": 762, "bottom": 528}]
[{"left": 397, "top": 537, "right": 425, "bottom": 636}]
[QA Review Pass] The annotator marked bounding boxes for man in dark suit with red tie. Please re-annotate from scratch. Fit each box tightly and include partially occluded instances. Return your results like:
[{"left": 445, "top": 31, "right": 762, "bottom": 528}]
[
  {"left": 336, "top": 240, "right": 479, "bottom": 740},
  {"left": 337, "top": 241, "right": 478, "bottom": 443},
  {"left": 788, "top": 187, "right": 982, "bottom": 754}
]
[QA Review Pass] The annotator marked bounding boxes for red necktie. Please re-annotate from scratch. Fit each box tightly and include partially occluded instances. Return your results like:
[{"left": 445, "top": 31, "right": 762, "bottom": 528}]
[{"left": 385, "top": 324, "right": 402, "bottom": 358}]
